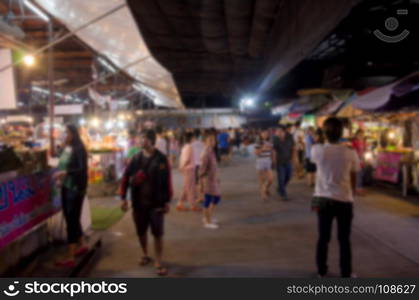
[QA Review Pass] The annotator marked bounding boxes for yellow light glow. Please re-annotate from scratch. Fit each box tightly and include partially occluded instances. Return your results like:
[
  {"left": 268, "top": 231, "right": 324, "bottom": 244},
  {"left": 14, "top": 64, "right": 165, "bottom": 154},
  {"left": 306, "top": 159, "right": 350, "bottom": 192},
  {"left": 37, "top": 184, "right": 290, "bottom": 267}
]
[
  {"left": 364, "top": 152, "right": 373, "bottom": 161},
  {"left": 90, "top": 118, "right": 100, "bottom": 128},
  {"left": 388, "top": 132, "right": 396, "bottom": 139},
  {"left": 23, "top": 55, "right": 36, "bottom": 67}
]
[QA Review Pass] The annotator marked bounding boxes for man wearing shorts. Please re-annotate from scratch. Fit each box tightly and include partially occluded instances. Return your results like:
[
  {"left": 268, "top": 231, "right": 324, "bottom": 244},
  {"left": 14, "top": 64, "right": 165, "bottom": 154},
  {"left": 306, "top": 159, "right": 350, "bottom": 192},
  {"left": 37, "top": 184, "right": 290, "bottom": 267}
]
[
  {"left": 120, "top": 129, "right": 172, "bottom": 276},
  {"left": 255, "top": 130, "right": 274, "bottom": 201},
  {"left": 200, "top": 132, "right": 221, "bottom": 229}
]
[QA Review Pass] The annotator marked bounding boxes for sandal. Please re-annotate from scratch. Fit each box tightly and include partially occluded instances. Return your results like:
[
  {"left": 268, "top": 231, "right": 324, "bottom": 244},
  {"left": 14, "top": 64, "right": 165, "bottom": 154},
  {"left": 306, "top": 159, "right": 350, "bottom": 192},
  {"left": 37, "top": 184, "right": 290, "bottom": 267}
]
[
  {"left": 75, "top": 246, "right": 89, "bottom": 257},
  {"left": 139, "top": 256, "right": 153, "bottom": 266},
  {"left": 191, "top": 206, "right": 202, "bottom": 212},
  {"left": 176, "top": 205, "right": 188, "bottom": 211},
  {"left": 156, "top": 266, "right": 168, "bottom": 277}
]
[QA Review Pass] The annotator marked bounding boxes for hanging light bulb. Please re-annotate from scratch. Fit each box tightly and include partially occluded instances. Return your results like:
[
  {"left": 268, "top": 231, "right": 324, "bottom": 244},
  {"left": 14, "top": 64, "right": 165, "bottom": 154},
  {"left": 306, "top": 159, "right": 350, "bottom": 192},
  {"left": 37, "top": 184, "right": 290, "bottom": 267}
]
[{"left": 23, "top": 54, "right": 36, "bottom": 67}]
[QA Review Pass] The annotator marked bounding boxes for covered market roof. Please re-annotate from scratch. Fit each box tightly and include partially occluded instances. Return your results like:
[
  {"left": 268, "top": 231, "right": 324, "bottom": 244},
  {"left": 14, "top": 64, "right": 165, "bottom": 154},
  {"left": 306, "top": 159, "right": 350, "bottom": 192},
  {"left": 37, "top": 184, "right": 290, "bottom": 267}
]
[{"left": 2, "top": 0, "right": 419, "bottom": 111}]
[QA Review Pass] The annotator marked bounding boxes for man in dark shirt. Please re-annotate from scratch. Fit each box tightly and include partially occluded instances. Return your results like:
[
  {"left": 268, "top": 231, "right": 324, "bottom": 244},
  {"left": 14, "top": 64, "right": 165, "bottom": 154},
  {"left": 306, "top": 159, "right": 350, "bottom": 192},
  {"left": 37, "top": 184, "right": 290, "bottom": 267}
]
[
  {"left": 120, "top": 129, "right": 172, "bottom": 276},
  {"left": 273, "top": 125, "right": 295, "bottom": 200}
]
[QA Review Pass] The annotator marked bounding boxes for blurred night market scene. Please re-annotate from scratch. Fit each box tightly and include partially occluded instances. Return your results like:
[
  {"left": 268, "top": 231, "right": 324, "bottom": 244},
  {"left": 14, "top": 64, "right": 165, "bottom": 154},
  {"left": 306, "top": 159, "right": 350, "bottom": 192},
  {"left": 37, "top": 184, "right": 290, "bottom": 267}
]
[{"left": 0, "top": 0, "right": 419, "bottom": 279}]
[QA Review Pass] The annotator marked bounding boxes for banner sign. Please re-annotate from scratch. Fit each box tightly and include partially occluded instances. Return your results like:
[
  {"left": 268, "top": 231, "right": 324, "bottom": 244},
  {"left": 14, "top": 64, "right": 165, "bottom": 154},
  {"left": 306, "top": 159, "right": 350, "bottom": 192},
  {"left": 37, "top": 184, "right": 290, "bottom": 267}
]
[
  {"left": 0, "top": 49, "right": 18, "bottom": 110},
  {"left": 0, "top": 171, "right": 61, "bottom": 249},
  {"left": 55, "top": 104, "right": 84, "bottom": 115},
  {"left": 373, "top": 152, "right": 402, "bottom": 183}
]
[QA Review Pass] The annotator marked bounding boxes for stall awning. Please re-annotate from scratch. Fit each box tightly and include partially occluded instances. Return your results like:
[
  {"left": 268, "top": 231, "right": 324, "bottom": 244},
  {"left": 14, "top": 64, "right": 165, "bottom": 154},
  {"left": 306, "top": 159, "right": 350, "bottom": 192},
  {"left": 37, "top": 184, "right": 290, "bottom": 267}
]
[
  {"left": 271, "top": 101, "right": 295, "bottom": 116},
  {"left": 352, "top": 71, "right": 419, "bottom": 112},
  {"left": 314, "top": 90, "right": 354, "bottom": 116},
  {"left": 288, "top": 89, "right": 353, "bottom": 116},
  {"left": 288, "top": 95, "right": 328, "bottom": 115},
  {"left": 36, "top": 0, "right": 183, "bottom": 108}
]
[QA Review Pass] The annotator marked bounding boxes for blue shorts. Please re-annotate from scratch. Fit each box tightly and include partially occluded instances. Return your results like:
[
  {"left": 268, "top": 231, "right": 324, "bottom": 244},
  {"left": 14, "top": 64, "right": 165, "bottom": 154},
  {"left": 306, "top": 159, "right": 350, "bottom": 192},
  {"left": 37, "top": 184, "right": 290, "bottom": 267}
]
[{"left": 203, "top": 194, "right": 221, "bottom": 208}]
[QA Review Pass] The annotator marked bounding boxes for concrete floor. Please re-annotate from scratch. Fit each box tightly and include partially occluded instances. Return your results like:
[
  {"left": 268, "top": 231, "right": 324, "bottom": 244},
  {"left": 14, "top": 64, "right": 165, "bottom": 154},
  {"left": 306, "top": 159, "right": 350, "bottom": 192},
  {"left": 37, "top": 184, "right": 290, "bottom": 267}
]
[{"left": 88, "top": 156, "right": 419, "bottom": 278}]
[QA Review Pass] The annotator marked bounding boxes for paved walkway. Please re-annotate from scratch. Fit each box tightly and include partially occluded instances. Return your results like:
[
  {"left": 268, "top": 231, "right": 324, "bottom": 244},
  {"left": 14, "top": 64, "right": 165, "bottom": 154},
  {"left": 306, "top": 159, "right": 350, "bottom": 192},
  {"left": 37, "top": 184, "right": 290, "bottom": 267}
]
[{"left": 88, "top": 156, "right": 419, "bottom": 278}]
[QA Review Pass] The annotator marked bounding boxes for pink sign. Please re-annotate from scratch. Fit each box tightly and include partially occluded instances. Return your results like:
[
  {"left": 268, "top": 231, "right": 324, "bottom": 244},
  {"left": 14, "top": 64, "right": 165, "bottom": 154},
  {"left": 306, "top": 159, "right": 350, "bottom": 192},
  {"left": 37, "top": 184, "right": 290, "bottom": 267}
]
[
  {"left": 0, "top": 172, "right": 60, "bottom": 249},
  {"left": 374, "top": 152, "right": 402, "bottom": 183}
]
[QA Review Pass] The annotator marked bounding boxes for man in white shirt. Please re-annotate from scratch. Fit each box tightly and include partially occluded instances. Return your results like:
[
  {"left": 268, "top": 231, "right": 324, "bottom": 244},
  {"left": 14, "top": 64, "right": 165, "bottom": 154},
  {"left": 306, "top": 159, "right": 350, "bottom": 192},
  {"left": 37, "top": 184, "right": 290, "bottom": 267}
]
[{"left": 311, "top": 117, "right": 360, "bottom": 278}]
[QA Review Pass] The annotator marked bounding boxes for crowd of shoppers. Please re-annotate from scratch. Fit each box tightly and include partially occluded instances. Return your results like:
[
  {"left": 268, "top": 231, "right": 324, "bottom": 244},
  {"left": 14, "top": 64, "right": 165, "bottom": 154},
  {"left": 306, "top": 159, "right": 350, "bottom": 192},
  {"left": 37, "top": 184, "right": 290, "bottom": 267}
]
[{"left": 53, "top": 118, "right": 364, "bottom": 278}]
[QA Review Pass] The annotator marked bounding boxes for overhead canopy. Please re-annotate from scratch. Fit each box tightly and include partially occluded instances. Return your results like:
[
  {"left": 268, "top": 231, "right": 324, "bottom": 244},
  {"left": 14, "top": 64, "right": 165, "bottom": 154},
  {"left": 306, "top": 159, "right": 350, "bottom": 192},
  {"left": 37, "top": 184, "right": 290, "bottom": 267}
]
[
  {"left": 35, "top": 0, "right": 183, "bottom": 108},
  {"left": 352, "top": 71, "right": 419, "bottom": 112},
  {"left": 256, "top": 0, "right": 358, "bottom": 94},
  {"left": 125, "top": 0, "right": 358, "bottom": 100}
]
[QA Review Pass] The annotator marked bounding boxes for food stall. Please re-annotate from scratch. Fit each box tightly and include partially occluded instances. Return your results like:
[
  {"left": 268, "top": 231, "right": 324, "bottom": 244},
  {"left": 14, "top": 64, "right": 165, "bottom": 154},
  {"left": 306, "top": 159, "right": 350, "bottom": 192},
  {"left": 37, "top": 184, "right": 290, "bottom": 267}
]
[
  {"left": 0, "top": 122, "right": 60, "bottom": 274},
  {"left": 80, "top": 117, "right": 130, "bottom": 197},
  {"left": 348, "top": 71, "right": 419, "bottom": 196},
  {"left": 351, "top": 115, "right": 416, "bottom": 196}
]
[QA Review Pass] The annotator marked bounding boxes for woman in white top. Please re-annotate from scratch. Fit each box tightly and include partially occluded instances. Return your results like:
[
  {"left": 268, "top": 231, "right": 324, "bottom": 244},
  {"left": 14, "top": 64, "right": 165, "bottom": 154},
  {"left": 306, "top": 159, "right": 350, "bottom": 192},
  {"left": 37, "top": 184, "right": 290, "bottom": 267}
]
[{"left": 254, "top": 130, "right": 274, "bottom": 201}]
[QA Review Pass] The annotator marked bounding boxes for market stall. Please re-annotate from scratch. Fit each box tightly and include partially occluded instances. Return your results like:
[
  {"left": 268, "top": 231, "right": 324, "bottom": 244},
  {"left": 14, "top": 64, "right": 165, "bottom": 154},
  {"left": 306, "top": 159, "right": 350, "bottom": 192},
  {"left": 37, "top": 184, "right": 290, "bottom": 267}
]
[
  {"left": 0, "top": 136, "right": 60, "bottom": 274},
  {"left": 79, "top": 117, "right": 130, "bottom": 197},
  {"left": 0, "top": 117, "right": 95, "bottom": 274},
  {"left": 351, "top": 114, "right": 417, "bottom": 196}
]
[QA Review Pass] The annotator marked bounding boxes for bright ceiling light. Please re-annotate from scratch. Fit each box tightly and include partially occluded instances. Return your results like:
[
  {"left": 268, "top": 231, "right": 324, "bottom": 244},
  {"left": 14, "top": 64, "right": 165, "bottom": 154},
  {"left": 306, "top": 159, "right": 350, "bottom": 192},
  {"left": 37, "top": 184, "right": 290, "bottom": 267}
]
[
  {"left": 23, "top": 0, "right": 50, "bottom": 22},
  {"left": 242, "top": 97, "right": 255, "bottom": 107},
  {"left": 23, "top": 54, "right": 36, "bottom": 67}
]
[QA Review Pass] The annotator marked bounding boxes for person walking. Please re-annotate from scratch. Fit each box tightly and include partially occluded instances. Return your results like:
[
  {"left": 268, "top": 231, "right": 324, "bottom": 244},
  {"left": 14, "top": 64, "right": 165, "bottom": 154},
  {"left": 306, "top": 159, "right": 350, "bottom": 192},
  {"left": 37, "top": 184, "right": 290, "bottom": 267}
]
[
  {"left": 351, "top": 129, "right": 367, "bottom": 195},
  {"left": 254, "top": 129, "right": 274, "bottom": 201},
  {"left": 217, "top": 129, "right": 230, "bottom": 165},
  {"left": 120, "top": 129, "right": 172, "bottom": 276},
  {"left": 191, "top": 129, "right": 205, "bottom": 202},
  {"left": 199, "top": 132, "right": 221, "bottom": 229},
  {"left": 273, "top": 125, "right": 295, "bottom": 201},
  {"left": 177, "top": 132, "right": 200, "bottom": 211},
  {"left": 311, "top": 117, "right": 360, "bottom": 278},
  {"left": 54, "top": 124, "right": 88, "bottom": 267},
  {"left": 296, "top": 134, "right": 306, "bottom": 179},
  {"left": 304, "top": 127, "right": 317, "bottom": 187},
  {"left": 155, "top": 127, "right": 168, "bottom": 156},
  {"left": 168, "top": 131, "right": 180, "bottom": 168}
]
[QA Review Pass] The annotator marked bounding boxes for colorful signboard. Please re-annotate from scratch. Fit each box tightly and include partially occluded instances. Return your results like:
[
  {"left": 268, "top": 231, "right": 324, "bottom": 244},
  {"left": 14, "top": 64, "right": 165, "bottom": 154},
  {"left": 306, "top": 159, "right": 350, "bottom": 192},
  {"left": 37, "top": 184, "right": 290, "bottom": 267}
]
[
  {"left": 0, "top": 171, "right": 61, "bottom": 249},
  {"left": 373, "top": 152, "right": 402, "bottom": 183}
]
